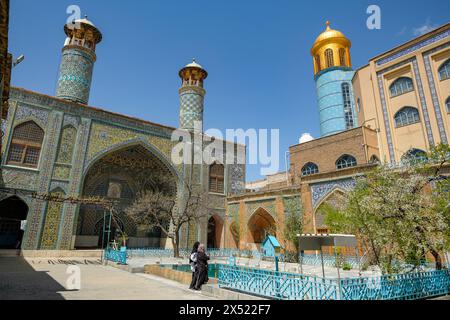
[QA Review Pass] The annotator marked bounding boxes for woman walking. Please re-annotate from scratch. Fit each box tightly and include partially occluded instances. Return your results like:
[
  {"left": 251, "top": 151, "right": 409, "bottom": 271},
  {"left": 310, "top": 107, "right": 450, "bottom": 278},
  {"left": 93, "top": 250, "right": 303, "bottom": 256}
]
[
  {"left": 193, "top": 244, "right": 210, "bottom": 291},
  {"left": 189, "top": 241, "right": 200, "bottom": 290}
]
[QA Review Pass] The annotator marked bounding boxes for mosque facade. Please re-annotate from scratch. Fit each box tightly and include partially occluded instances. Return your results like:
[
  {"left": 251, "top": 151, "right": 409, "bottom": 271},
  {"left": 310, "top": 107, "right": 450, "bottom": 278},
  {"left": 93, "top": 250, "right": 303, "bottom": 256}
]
[{"left": 0, "top": 17, "right": 245, "bottom": 251}]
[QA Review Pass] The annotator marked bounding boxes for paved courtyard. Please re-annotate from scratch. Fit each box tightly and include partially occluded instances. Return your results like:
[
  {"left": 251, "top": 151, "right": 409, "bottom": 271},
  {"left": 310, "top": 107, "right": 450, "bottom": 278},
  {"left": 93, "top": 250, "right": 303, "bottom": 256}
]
[{"left": 0, "top": 257, "right": 214, "bottom": 300}]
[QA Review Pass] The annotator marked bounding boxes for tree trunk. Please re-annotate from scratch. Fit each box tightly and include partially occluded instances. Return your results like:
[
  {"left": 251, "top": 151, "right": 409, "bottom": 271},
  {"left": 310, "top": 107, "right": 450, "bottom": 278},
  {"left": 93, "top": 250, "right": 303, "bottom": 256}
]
[
  {"left": 172, "top": 237, "right": 179, "bottom": 258},
  {"left": 430, "top": 249, "right": 443, "bottom": 270}
]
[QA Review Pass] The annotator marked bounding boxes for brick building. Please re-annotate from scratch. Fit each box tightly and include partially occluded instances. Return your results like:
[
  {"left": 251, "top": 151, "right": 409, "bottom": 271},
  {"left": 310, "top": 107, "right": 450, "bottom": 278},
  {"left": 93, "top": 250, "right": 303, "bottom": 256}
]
[{"left": 223, "top": 22, "right": 450, "bottom": 253}]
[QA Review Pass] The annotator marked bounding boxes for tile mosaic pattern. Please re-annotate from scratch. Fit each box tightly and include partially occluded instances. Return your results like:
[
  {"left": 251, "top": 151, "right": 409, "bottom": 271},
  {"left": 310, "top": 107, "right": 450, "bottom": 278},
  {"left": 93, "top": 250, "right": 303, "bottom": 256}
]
[
  {"left": 56, "top": 48, "right": 95, "bottom": 104},
  {"left": 310, "top": 178, "right": 356, "bottom": 209},
  {"left": 40, "top": 189, "right": 65, "bottom": 250},
  {"left": 423, "top": 42, "right": 450, "bottom": 144},
  {"left": 244, "top": 199, "right": 277, "bottom": 222},
  {"left": 376, "top": 29, "right": 450, "bottom": 66},
  {"left": 412, "top": 59, "right": 435, "bottom": 147},
  {"left": 179, "top": 89, "right": 204, "bottom": 130}
]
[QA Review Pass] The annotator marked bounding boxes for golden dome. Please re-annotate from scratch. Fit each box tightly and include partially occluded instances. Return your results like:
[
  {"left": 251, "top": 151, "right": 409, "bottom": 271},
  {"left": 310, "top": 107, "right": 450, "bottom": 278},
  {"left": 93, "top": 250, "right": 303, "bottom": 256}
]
[{"left": 311, "top": 21, "right": 351, "bottom": 55}]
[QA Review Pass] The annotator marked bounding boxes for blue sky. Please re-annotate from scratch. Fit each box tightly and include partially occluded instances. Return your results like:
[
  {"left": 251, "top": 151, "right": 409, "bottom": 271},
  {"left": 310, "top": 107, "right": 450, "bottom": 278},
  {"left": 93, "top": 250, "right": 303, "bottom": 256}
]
[{"left": 9, "top": 0, "right": 450, "bottom": 181}]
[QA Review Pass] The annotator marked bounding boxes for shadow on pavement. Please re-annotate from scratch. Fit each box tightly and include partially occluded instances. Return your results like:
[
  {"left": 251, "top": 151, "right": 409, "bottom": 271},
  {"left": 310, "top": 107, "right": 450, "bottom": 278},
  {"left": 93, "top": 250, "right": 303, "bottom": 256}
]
[{"left": 0, "top": 257, "right": 67, "bottom": 300}]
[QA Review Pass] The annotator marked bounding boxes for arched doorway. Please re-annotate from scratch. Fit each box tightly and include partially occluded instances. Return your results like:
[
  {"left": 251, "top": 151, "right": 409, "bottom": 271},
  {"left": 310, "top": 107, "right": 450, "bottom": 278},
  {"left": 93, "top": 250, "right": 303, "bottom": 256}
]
[
  {"left": 207, "top": 215, "right": 223, "bottom": 249},
  {"left": 315, "top": 189, "right": 346, "bottom": 234},
  {"left": 94, "top": 215, "right": 125, "bottom": 248},
  {"left": 75, "top": 144, "right": 177, "bottom": 249},
  {"left": 247, "top": 208, "right": 276, "bottom": 249},
  {"left": 0, "top": 196, "right": 29, "bottom": 249},
  {"left": 315, "top": 189, "right": 346, "bottom": 254}
]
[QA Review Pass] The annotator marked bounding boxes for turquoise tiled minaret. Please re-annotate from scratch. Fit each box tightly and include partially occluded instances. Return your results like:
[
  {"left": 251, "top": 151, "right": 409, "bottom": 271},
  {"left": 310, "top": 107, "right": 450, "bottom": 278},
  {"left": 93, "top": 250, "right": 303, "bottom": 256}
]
[
  {"left": 178, "top": 59, "right": 208, "bottom": 132},
  {"left": 311, "top": 22, "right": 357, "bottom": 137},
  {"left": 316, "top": 69, "right": 356, "bottom": 136},
  {"left": 56, "top": 17, "right": 102, "bottom": 105}
]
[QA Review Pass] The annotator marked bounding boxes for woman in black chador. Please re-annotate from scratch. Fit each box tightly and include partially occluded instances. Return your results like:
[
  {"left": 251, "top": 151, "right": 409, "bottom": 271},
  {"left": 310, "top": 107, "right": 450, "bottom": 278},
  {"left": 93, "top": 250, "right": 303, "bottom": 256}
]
[
  {"left": 193, "top": 244, "right": 210, "bottom": 290},
  {"left": 189, "top": 241, "right": 200, "bottom": 290}
]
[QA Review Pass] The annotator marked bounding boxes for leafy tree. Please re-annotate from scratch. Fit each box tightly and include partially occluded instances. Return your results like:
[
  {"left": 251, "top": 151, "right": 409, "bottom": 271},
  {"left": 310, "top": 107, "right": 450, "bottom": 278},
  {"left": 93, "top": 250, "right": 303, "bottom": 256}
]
[
  {"left": 325, "top": 144, "right": 450, "bottom": 274},
  {"left": 283, "top": 198, "right": 303, "bottom": 261}
]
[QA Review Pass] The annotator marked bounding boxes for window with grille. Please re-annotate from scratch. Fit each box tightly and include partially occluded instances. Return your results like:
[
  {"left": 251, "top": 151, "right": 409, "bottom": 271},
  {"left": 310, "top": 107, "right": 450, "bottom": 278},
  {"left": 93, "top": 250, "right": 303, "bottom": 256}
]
[
  {"left": 402, "top": 149, "right": 428, "bottom": 164},
  {"left": 209, "top": 163, "right": 224, "bottom": 194},
  {"left": 339, "top": 48, "right": 346, "bottom": 66},
  {"left": 389, "top": 77, "right": 414, "bottom": 97},
  {"left": 438, "top": 59, "right": 450, "bottom": 81},
  {"left": 394, "top": 107, "right": 420, "bottom": 128},
  {"left": 342, "top": 83, "right": 354, "bottom": 129},
  {"left": 336, "top": 154, "right": 357, "bottom": 170},
  {"left": 325, "top": 49, "right": 334, "bottom": 68},
  {"left": 315, "top": 55, "right": 321, "bottom": 72},
  {"left": 446, "top": 97, "right": 450, "bottom": 113},
  {"left": 7, "top": 121, "right": 44, "bottom": 168},
  {"left": 301, "top": 162, "right": 319, "bottom": 176}
]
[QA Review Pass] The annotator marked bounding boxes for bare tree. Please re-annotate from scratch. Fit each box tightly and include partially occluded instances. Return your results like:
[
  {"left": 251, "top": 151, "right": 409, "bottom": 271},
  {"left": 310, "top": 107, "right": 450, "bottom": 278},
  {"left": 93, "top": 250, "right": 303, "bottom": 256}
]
[{"left": 126, "top": 172, "right": 208, "bottom": 257}]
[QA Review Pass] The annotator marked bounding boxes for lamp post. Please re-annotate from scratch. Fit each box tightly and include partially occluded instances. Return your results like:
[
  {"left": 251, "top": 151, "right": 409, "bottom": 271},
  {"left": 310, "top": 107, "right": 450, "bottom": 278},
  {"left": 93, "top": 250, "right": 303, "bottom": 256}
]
[{"left": 12, "top": 54, "right": 24, "bottom": 68}]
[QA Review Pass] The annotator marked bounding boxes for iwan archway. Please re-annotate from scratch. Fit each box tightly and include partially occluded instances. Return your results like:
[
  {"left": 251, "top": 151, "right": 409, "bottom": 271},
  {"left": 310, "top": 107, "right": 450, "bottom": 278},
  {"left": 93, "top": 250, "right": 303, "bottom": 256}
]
[
  {"left": 74, "top": 143, "right": 178, "bottom": 249},
  {"left": 0, "top": 196, "right": 29, "bottom": 249},
  {"left": 247, "top": 208, "right": 276, "bottom": 250}
]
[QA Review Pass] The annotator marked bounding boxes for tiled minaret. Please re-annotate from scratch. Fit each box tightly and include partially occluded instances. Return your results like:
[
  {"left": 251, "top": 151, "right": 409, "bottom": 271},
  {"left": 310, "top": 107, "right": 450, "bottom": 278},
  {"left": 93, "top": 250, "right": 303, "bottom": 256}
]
[
  {"left": 311, "top": 21, "right": 357, "bottom": 137},
  {"left": 178, "top": 59, "right": 208, "bottom": 132},
  {"left": 56, "top": 16, "right": 102, "bottom": 104}
]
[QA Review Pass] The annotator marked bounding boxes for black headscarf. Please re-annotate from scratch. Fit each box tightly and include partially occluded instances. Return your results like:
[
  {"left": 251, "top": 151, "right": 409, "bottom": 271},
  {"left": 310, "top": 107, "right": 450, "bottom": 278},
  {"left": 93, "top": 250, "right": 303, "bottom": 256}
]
[{"left": 191, "top": 241, "right": 200, "bottom": 254}]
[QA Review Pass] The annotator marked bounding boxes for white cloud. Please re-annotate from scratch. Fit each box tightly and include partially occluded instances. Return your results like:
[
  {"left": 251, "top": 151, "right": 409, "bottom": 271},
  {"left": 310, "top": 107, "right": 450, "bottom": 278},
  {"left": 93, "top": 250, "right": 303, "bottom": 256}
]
[
  {"left": 396, "top": 26, "right": 407, "bottom": 36},
  {"left": 412, "top": 19, "right": 438, "bottom": 36}
]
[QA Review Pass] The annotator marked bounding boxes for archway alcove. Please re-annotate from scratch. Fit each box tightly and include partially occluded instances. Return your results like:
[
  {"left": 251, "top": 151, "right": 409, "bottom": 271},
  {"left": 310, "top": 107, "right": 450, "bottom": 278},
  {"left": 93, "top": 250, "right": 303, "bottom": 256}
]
[
  {"left": 207, "top": 215, "right": 223, "bottom": 249},
  {"left": 74, "top": 144, "right": 177, "bottom": 249},
  {"left": 247, "top": 208, "right": 276, "bottom": 250},
  {"left": 314, "top": 189, "right": 347, "bottom": 255},
  {"left": 0, "top": 196, "right": 29, "bottom": 249}
]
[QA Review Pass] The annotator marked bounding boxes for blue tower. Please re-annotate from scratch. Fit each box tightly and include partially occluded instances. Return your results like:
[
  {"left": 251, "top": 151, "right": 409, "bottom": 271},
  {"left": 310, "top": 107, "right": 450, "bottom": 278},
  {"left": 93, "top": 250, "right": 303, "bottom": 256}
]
[
  {"left": 311, "top": 22, "right": 357, "bottom": 137},
  {"left": 56, "top": 16, "right": 102, "bottom": 105}
]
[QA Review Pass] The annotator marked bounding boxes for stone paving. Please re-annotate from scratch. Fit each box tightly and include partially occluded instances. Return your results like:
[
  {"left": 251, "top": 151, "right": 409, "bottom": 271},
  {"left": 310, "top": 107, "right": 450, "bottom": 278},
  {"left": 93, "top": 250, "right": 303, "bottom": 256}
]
[{"left": 0, "top": 257, "right": 214, "bottom": 300}]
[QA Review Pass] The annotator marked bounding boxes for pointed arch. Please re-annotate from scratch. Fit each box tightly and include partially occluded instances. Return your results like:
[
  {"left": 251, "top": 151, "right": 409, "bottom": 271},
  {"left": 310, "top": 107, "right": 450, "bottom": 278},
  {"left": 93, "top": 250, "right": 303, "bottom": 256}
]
[
  {"left": 76, "top": 141, "right": 179, "bottom": 249},
  {"left": 247, "top": 207, "right": 276, "bottom": 245},
  {"left": 0, "top": 196, "right": 29, "bottom": 249},
  {"left": 207, "top": 214, "right": 224, "bottom": 249},
  {"left": 209, "top": 162, "right": 225, "bottom": 194},
  {"left": 314, "top": 188, "right": 346, "bottom": 233},
  {"left": 339, "top": 48, "right": 347, "bottom": 67},
  {"left": 81, "top": 137, "right": 180, "bottom": 191},
  {"left": 7, "top": 120, "right": 44, "bottom": 168},
  {"left": 325, "top": 48, "right": 334, "bottom": 68}
]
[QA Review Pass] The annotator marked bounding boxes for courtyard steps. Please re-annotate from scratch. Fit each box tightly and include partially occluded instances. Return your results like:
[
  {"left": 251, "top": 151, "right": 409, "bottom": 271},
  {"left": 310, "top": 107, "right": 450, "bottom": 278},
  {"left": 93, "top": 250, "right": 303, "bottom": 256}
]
[{"left": 0, "top": 249, "right": 21, "bottom": 257}]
